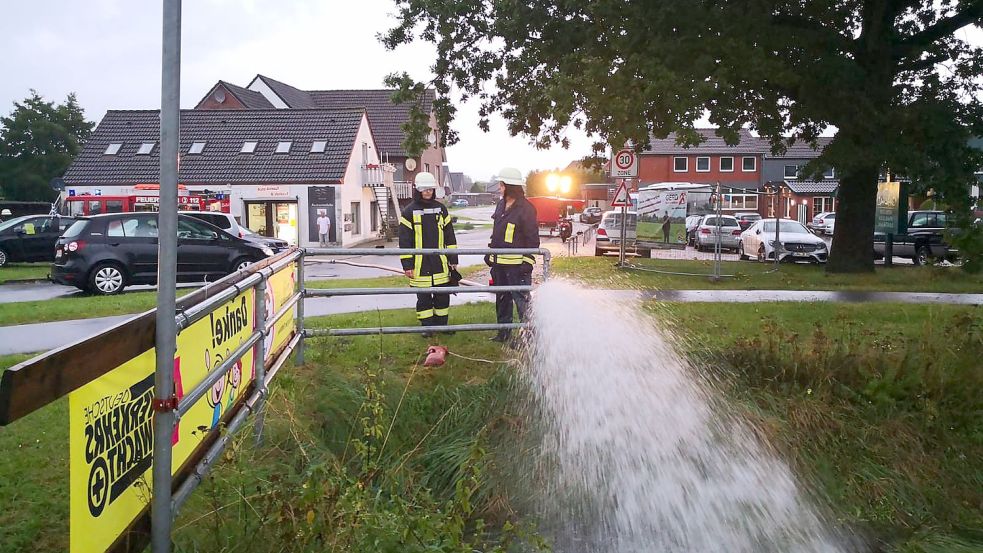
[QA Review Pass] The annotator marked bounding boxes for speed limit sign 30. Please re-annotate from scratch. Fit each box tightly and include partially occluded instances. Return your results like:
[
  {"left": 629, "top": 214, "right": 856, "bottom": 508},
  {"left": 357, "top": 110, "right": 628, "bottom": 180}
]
[{"left": 611, "top": 148, "right": 638, "bottom": 178}]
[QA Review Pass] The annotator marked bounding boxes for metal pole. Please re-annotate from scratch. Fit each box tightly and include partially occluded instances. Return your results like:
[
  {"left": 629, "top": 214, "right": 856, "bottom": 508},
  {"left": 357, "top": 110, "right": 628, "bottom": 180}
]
[
  {"left": 775, "top": 186, "right": 782, "bottom": 268},
  {"left": 152, "top": 1, "right": 181, "bottom": 551},
  {"left": 253, "top": 276, "right": 268, "bottom": 444},
  {"left": 619, "top": 179, "right": 628, "bottom": 266},
  {"left": 714, "top": 182, "right": 722, "bottom": 280},
  {"left": 295, "top": 251, "right": 305, "bottom": 366}
]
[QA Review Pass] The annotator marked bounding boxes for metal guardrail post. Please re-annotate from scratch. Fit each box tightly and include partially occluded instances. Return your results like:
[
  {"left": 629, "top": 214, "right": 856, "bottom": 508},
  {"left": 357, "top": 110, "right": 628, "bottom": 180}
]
[
  {"left": 153, "top": 1, "right": 181, "bottom": 551},
  {"left": 295, "top": 250, "right": 306, "bottom": 366},
  {"left": 253, "top": 274, "right": 268, "bottom": 445}
]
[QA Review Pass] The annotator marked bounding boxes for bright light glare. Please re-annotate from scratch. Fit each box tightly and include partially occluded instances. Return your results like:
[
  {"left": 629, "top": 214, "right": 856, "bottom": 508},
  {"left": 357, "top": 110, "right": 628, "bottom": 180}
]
[
  {"left": 546, "top": 173, "right": 559, "bottom": 192},
  {"left": 560, "top": 176, "right": 572, "bottom": 194}
]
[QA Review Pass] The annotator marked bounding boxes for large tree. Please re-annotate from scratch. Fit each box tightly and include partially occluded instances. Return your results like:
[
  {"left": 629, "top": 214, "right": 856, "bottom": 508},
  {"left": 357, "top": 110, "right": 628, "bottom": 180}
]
[
  {"left": 0, "top": 91, "right": 93, "bottom": 201},
  {"left": 384, "top": 0, "right": 983, "bottom": 272}
]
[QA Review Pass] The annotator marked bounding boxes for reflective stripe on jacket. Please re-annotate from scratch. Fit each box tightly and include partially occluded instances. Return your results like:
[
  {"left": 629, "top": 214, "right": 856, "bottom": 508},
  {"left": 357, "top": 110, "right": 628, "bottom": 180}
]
[
  {"left": 398, "top": 200, "right": 458, "bottom": 287},
  {"left": 489, "top": 196, "right": 539, "bottom": 265}
]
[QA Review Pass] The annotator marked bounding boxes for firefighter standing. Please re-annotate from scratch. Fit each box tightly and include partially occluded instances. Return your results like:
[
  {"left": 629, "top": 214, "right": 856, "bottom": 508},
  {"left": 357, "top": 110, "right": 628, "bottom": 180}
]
[
  {"left": 487, "top": 167, "right": 539, "bottom": 343},
  {"left": 399, "top": 172, "right": 458, "bottom": 335}
]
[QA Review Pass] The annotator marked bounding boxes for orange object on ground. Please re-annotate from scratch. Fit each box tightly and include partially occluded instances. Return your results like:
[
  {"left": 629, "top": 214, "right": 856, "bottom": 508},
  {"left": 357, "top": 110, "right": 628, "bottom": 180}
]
[{"left": 423, "top": 345, "right": 448, "bottom": 367}]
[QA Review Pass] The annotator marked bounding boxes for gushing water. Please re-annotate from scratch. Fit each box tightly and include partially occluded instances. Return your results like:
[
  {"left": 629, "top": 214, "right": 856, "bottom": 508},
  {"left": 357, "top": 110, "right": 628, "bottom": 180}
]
[{"left": 516, "top": 280, "right": 854, "bottom": 552}]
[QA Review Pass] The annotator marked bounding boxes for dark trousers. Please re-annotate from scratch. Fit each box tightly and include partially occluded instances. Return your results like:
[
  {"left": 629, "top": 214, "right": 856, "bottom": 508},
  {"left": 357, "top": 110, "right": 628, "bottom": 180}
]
[
  {"left": 415, "top": 282, "right": 450, "bottom": 326},
  {"left": 491, "top": 264, "right": 532, "bottom": 337}
]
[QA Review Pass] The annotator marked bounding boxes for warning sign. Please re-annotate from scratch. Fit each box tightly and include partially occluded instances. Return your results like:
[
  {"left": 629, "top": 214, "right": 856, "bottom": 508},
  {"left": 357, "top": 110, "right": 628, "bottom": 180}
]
[{"left": 610, "top": 182, "right": 631, "bottom": 207}]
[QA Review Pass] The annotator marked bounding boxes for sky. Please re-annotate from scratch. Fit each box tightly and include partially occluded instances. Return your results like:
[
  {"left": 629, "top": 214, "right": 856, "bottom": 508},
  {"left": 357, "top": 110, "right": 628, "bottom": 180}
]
[
  {"left": 0, "top": 0, "right": 593, "bottom": 183},
  {"left": 1, "top": 2, "right": 980, "bottom": 183}
]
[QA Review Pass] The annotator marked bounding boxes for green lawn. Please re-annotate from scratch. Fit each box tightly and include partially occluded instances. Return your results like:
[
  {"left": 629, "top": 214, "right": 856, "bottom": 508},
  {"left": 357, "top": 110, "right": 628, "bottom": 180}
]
[
  {"left": 553, "top": 256, "right": 983, "bottom": 293},
  {"left": 0, "top": 263, "right": 50, "bottom": 284},
  {"left": 637, "top": 221, "right": 687, "bottom": 243},
  {"left": 1, "top": 301, "right": 979, "bottom": 551}
]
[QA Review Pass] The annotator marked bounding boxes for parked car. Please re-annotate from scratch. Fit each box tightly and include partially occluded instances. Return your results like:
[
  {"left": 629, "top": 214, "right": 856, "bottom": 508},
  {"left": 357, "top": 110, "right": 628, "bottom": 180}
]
[
  {"left": 51, "top": 213, "right": 275, "bottom": 295},
  {"left": 694, "top": 215, "right": 742, "bottom": 252},
  {"left": 734, "top": 212, "right": 762, "bottom": 231},
  {"left": 824, "top": 217, "right": 835, "bottom": 236},
  {"left": 579, "top": 206, "right": 603, "bottom": 224},
  {"left": 595, "top": 210, "right": 647, "bottom": 257},
  {"left": 181, "top": 211, "right": 289, "bottom": 252},
  {"left": 808, "top": 212, "right": 835, "bottom": 234},
  {"left": 0, "top": 215, "right": 79, "bottom": 267},
  {"left": 739, "top": 218, "right": 828, "bottom": 263},
  {"left": 685, "top": 214, "right": 705, "bottom": 246},
  {"left": 873, "top": 210, "right": 957, "bottom": 265},
  {"left": 451, "top": 199, "right": 470, "bottom": 207}
]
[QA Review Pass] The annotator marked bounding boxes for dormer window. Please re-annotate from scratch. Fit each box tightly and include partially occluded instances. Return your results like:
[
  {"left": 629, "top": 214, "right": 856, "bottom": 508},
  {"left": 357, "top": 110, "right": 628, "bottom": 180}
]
[
  {"left": 136, "top": 142, "right": 155, "bottom": 155},
  {"left": 188, "top": 141, "right": 206, "bottom": 154},
  {"left": 275, "top": 141, "right": 292, "bottom": 154},
  {"left": 104, "top": 143, "right": 123, "bottom": 155},
  {"left": 310, "top": 140, "right": 327, "bottom": 153},
  {"left": 240, "top": 141, "right": 258, "bottom": 153}
]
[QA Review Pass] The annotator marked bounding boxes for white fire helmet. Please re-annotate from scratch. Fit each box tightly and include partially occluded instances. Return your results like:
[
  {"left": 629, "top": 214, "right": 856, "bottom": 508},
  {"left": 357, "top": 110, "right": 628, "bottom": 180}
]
[
  {"left": 493, "top": 167, "right": 526, "bottom": 188},
  {"left": 414, "top": 172, "right": 444, "bottom": 198}
]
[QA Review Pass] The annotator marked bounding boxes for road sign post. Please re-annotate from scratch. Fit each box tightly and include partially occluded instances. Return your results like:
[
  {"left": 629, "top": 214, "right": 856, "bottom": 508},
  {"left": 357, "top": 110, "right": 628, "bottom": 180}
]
[{"left": 610, "top": 179, "right": 632, "bottom": 266}]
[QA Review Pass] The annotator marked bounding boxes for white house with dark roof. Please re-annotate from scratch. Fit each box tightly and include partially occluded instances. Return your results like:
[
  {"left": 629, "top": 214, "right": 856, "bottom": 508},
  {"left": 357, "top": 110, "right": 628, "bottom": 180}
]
[
  {"left": 195, "top": 75, "right": 447, "bottom": 206},
  {"left": 61, "top": 108, "right": 394, "bottom": 248}
]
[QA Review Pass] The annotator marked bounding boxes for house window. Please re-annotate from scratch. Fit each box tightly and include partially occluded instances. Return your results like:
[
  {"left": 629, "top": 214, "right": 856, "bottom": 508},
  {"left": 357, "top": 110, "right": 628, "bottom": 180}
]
[
  {"left": 311, "top": 140, "right": 327, "bottom": 153},
  {"left": 188, "top": 141, "right": 206, "bottom": 154},
  {"left": 425, "top": 163, "right": 431, "bottom": 174},
  {"left": 350, "top": 202, "right": 361, "bottom": 235},
  {"left": 742, "top": 157, "right": 756, "bottom": 172},
  {"left": 719, "top": 157, "right": 734, "bottom": 172},
  {"left": 104, "top": 143, "right": 123, "bottom": 155},
  {"left": 673, "top": 157, "right": 688, "bottom": 172},
  {"left": 370, "top": 201, "right": 379, "bottom": 232},
  {"left": 722, "top": 193, "right": 758, "bottom": 210},
  {"left": 275, "top": 141, "right": 292, "bottom": 154},
  {"left": 240, "top": 141, "right": 258, "bottom": 153},
  {"left": 823, "top": 167, "right": 835, "bottom": 179},
  {"left": 813, "top": 196, "right": 834, "bottom": 213},
  {"left": 696, "top": 157, "right": 710, "bottom": 172},
  {"left": 784, "top": 165, "right": 799, "bottom": 179},
  {"left": 136, "top": 142, "right": 155, "bottom": 155}
]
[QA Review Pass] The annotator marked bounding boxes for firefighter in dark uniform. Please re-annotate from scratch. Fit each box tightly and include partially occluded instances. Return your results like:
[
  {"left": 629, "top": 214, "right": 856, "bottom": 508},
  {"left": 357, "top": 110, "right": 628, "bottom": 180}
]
[
  {"left": 487, "top": 167, "right": 540, "bottom": 343},
  {"left": 399, "top": 172, "right": 458, "bottom": 335}
]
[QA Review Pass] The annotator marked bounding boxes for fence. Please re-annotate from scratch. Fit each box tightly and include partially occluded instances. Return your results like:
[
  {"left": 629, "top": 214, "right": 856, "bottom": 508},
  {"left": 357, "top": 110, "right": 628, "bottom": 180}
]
[{"left": 0, "top": 246, "right": 550, "bottom": 552}]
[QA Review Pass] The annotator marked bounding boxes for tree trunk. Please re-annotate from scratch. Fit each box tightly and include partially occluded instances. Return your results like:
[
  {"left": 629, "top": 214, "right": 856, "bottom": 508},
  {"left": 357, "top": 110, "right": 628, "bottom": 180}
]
[{"left": 827, "top": 165, "right": 878, "bottom": 273}]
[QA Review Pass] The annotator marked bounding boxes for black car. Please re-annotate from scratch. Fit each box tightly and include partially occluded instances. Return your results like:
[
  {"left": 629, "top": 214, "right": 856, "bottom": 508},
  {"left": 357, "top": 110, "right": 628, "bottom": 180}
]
[
  {"left": 51, "top": 213, "right": 274, "bottom": 294},
  {"left": 0, "top": 215, "right": 79, "bottom": 267}
]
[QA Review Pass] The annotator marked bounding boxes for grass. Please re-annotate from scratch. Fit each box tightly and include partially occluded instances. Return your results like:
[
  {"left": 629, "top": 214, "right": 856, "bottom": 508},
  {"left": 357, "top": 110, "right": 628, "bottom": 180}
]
[
  {"left": 637, "top": 221, "right": 688, "bottom": 243},
  {"left": 2, "top": 300, "right": 979, "bottom": 551},
  {"left": 0, "top": 268, "right": 487, "bottom": 326},
  {"left": 656, "top": 301, "right": 983, "bottom": 551},
  {"left": 0, "top": 263, "right": 50, "bottom": 284},
  {"left": 553, "top": 256, "right": 983, "bottom": 293}
]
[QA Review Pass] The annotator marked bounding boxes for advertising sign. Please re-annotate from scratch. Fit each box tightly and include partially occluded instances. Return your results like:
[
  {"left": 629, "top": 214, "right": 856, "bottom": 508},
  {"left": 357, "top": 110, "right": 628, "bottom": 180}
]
[
  {"left": 875, "top": 181, "right": 907, "bottom": 234},
  {"left": 637, "top": 189, "right": 688, "bottom": 244},
  {"left": 308, "top": 186, "right": 337, "bottom": 244},
  {"left": 67, "top": 261, "right": 297, "bottom": 552}
]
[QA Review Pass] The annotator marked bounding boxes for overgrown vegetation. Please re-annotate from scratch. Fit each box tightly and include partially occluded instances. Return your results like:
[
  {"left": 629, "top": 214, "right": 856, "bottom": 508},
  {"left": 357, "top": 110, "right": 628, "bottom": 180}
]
[{"left": 659, "top": 302, "right": 983, "bottom": 551}]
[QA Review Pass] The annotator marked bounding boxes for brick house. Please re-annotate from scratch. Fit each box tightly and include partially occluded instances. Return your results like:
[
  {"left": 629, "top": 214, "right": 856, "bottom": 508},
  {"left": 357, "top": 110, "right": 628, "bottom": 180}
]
[
  {"left": 639, "top": 129, "right": 768, "bottom": 215},
  {"left": 761, "top": 138, "right": 837, "bottom": 222},
  {"left": 61, "top": 109, "right": 392, "bottom": 248}
]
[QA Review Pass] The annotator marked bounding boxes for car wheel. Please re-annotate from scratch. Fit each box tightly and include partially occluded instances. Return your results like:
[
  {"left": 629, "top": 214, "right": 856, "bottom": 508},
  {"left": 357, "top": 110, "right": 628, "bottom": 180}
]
[
  {"left": 738, "top": 242, "right": 750, "bottom": 260},
  {"left": 914, "top": 245, "right": 931, "bottom": 266},
  {"left": 0, "top": 247, "right": 8, "bottom": 267},
  {"left": 757, "top": 245, "right": 767, "bottom": 263},
  {"left": 231, "top": 257, "right": 256, "bottom": 273},
  {"left": 88, "top": 262, "right": 127, "bottom": 295}
]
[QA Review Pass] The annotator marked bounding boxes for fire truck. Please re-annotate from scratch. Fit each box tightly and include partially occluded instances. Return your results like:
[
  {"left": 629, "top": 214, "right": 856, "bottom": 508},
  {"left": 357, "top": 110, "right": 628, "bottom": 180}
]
[{"left": 61, "top": 185, "right": 230, "bottom": 216}]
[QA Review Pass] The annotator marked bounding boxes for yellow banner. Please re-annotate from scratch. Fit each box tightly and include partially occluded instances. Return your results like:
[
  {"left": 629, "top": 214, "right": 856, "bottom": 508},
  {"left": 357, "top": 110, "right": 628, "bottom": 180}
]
[
  {"left": 264, "top": 261, "right": 298, "bottom": 360},
  {"left": 69, "top": 273, "right": 283, "bottom": 552}
]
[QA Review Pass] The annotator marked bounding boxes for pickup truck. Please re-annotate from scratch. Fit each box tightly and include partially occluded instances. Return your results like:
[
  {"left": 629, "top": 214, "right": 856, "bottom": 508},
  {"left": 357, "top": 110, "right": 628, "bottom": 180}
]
[{"left": 873, "top": 210, "right": 958, "bottom": 265}]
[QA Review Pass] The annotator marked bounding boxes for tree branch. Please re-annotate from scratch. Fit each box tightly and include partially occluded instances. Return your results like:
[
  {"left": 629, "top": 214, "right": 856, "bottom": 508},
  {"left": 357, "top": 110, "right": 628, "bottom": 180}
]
[{"left": 895, "top": 1, "right": 983, "bottom": 60}]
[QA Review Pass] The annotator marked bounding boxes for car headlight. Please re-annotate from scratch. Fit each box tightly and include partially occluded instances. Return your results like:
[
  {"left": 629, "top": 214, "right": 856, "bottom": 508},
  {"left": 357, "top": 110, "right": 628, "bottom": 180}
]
[
  {"left": 261, "top": 246, "right": 274, "bottom": 257},
  {"left": 768, "top": 240, "right": 780, "bottom": 247},
  {"left": 817, "top": 242, "right": 827, "bottom": 250}
]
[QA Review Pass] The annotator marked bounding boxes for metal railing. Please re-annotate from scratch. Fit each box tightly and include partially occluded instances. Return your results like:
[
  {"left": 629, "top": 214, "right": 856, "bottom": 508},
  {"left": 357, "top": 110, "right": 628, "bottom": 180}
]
[{"left": 300, "top": 247, "right": 551, "bottom": 338}]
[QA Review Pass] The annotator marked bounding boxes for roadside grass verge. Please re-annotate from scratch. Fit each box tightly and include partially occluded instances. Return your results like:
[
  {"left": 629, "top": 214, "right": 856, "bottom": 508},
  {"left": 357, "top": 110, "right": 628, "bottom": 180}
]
[
  {"left": 0, "top": 267, "right": 486, "bottom": 326},
  {"left": 659, "top": 302, "right": 983, "bottom": 551},
  {"left": 554, "top": 256, "right": 983, "bottom": 293},
  {"left": 0, "top": 263, "right": 50, "bottom": 284}
]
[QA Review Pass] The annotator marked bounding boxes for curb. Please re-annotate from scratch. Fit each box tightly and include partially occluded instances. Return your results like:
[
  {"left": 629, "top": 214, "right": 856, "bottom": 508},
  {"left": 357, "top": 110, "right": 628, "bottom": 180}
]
[{"left": 0, "top": 278, "right": 51, "bottom": 285}]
